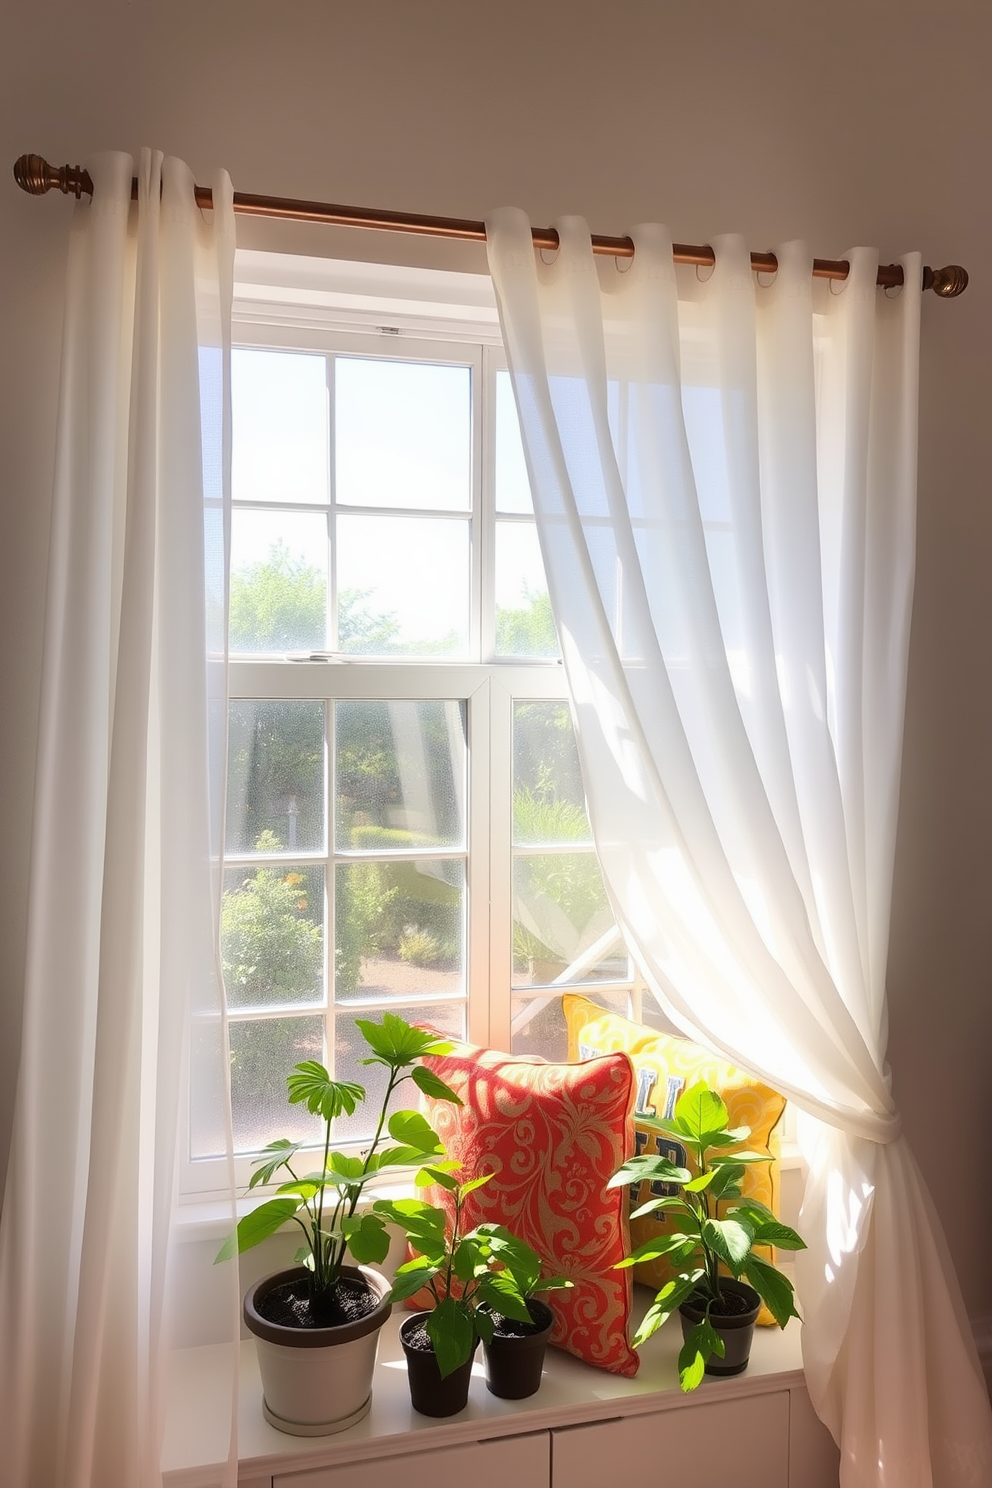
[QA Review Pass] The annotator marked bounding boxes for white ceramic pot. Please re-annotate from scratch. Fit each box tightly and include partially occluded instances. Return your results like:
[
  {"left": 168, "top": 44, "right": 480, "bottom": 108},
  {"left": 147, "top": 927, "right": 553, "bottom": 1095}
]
[{"left": 244, "top": 1264, "right": 392, "bottom": 1436}]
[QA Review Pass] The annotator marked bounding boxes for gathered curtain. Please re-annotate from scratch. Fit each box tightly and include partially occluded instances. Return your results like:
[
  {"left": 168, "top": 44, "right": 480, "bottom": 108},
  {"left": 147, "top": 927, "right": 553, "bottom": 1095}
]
[
  {"left": 0, "top": 151, "right": 240, "bottom": 1488},
  {"left": 487, "top": 208, "right": 992, "bottom": 1487}
]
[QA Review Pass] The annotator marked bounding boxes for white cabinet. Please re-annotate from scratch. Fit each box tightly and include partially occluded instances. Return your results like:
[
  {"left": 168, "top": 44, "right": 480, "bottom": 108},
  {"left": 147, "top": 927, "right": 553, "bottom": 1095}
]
[
  {"left": 551, "top": 1392, "right": 790, "bottom": 1488},
  {"left": 274, "top": 1431, "right": 550, "bottom": 1488},
  {"left": 165, "top": 1317, "right": 839, "bottom": 1488}
]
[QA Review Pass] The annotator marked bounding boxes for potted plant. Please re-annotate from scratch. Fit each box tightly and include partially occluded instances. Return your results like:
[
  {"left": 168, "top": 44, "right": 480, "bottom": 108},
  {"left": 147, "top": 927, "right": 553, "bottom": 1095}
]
[
  {"left": 475, "top": 1231, "right": 573, "bottom": 1400},
  {"left": 608, "top": 1082, "right": 806, "bottom": 1390},
  {"left": 215, "top": 1013, "right": 461, "bottom": 1436},
  {"left": 374, "top": 1166, "right": 571, "bottom": 1414}
]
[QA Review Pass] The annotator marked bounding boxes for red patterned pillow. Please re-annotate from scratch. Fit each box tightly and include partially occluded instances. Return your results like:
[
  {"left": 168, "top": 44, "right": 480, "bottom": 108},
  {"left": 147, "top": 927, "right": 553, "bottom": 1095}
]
[{"left": 412, "top": 1038, "right": 639, "bottom": 1376}]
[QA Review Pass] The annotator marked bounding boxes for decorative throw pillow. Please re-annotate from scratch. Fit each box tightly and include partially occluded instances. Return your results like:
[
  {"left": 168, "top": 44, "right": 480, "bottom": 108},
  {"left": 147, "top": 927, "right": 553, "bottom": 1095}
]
[
  {"left": 413, "top": 1037, "right": 640, "bottom": 1376},
  {"left": 563, "top": 994, "right": 787, "bottom": 1326}
]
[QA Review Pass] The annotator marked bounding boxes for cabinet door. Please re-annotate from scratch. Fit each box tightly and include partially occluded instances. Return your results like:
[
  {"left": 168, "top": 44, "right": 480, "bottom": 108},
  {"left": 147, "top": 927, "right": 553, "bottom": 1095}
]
[
  {"left": 275, "top": 1430, "right": 550, "bottom": 1488},
  {"left": 552, "top": 1392, "right": 789, "bottom": 1488},
  {"left": 789, "top": 1386, "right": 840, "bottom": 1488}
]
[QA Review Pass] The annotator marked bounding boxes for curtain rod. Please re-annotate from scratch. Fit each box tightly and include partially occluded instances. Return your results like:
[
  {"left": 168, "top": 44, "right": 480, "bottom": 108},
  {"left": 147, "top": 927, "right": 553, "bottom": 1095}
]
[{"left": 13, "top": 153, "right": 969, "bottom": 298}]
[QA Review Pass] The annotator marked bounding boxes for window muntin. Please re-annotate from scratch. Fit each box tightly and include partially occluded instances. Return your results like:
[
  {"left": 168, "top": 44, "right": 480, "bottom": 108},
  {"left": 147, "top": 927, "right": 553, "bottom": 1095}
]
[{"left": 184, "top": 287, "right": 639, "bottom": 1189}]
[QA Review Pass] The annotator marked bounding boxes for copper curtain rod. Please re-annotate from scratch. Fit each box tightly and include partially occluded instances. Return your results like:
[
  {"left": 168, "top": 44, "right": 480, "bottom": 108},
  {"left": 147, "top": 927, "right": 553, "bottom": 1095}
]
[{"left": 13, "top": 153, "right": 969, "bottom": 298}]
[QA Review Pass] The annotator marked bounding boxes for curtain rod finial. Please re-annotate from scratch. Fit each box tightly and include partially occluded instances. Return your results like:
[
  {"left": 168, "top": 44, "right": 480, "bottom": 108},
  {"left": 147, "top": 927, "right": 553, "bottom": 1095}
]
[
  {"left": 13, "top": 154, "right": 93, "bottom": 199},
  {"left": 925, "top": 264, "right": 969, "bottom": 298}
]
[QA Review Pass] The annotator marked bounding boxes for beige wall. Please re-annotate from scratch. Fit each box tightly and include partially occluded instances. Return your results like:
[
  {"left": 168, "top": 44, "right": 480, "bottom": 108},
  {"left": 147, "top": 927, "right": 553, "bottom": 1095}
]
[{"left": 3, "top": 0, "right": 990, "bottom": 1311}]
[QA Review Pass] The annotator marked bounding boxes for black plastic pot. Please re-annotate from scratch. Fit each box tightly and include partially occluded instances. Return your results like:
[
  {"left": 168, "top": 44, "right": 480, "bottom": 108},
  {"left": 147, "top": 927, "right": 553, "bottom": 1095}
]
[
  {"left": 678, "top": 1279, "right": 761, "bottom": 1378},
  {"left": 399, "top": 1312, "right": 479, "bottom": 1417},
  {"left": 482, "top": 1299, "right": 554, "bottom": 1399}
]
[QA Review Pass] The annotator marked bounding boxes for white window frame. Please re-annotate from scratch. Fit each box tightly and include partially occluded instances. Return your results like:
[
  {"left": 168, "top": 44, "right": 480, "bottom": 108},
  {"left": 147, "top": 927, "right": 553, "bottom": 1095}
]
[{"left": 180, "top": 256, "right": 640, "bottom": 1200}]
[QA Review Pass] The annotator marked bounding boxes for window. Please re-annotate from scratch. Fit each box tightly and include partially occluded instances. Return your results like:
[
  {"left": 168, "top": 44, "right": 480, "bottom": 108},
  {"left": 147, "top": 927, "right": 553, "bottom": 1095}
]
[{"left": 184, "top": 255, "right": 653, "bottom": 1191}]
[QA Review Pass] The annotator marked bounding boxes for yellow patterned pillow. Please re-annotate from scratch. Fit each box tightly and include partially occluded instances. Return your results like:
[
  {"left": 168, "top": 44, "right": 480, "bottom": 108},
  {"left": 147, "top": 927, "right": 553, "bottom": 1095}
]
[{"left": 563, "top": 994, "right": 786, "bottom": 1326}]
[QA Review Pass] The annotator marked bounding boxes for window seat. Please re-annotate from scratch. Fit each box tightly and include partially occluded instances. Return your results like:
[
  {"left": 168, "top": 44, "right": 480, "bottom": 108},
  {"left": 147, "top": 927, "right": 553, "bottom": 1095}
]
[{"left": 162, "top": 1286, "right": 840, "bottom": 1488}]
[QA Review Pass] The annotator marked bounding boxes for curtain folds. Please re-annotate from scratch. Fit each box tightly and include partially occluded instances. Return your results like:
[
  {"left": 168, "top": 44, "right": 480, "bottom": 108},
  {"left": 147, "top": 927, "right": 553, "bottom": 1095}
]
[
  {"left": 0, "top": 151, "right": 239, "bottom": 1488},
  {"left": 487, "top": 207, "right": 992, "bottom": 1487}
]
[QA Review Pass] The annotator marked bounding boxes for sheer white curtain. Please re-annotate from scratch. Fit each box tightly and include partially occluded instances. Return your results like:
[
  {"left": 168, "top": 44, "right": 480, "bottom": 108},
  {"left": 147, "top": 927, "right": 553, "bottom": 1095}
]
[
  {"left": 487, "top": 208, "right": 992, "bottom": 1487},
  {"left": 0, "top": 151, "right": 240, "bottom": 1488}
]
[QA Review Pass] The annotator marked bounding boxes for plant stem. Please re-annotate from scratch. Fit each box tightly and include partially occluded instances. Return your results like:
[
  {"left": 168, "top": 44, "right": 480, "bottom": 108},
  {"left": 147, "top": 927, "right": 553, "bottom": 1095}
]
[{"left": 315, "top": 1107, "right": 334, "bottom": 1287}]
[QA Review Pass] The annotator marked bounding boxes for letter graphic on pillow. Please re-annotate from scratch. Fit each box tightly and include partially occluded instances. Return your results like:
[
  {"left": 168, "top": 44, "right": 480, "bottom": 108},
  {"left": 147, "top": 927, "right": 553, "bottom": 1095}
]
[{"left": 563, "top": 994, "right": 787, "bottom": 1326}]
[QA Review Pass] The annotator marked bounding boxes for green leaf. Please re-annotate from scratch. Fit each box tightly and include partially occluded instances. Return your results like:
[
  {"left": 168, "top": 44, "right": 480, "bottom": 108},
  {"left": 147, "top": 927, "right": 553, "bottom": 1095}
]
[
  {"left": 457, "top": 1172, "right": 494, "bottom": 1199},
  {"left": 214, "top": 1197, "right": 300, "bottom": 1262},
  {"left": 701, "top": 1217, "right": 753, "bottom": 1272},
  {"left": 327, "top": 1151, "right": 365, "bottom": 1180},
  {"left": 617, "top": 1232, "right": 698, "bottom": 1269},
  {"left": 248, "top": 1138, "right": 305, "bottom": 1189},
  {"left": 387, "top": 1109, "right": 445, "bottom": 1152},
  {"left": 452, "top": 1236, "right": 487, "bottom": 1283},
  {"left": 606, "top": 1155, "right": 692, "bottom": 1189},
  {"left": 683, "top": 1170, "right": 718, "bottom": 1193},
  {"left": 427, "top": 1296, "right": 475, "bottom": 1378},
  {"left": 411, "top": 1065, "right": 463, "bottom": 1105},
  {"left": 387, "top": 1258, "right": 438, "bottom": 1304},
  {"left": 418, "top": 1164, "right": 460, "bottom": 1193},
  {"left": 631, "top": 1297, "right": 671, "bottom": 1348},
  {"left": 630, "top": 1273, "right": 701, "bottom": 1346},
  {"left": 355, "top": 1013, "right": 457, "bottom": 1070},
  {"left": 477, "top": 1273, "right": 532, "bottom": 1324},
  {"left": 744, "top": 1219, "right": 807, "bottom": 1251},
  {"left": 674, "top": 1083, "right": 729, "bottom": 1145},
  {"left": 473, "top": 1308, "right": 495, "bottom": 1345},
  {"left": 286, "top": 1063, "right": 365, "bottom": 1123},
  {"left": 414, "top": 1159, "right": 460, "bottom": 1184},
  {"left": 730, "top": 1197, "right": 776, "bottom": 1226},
  {"left": 274, "top": 1179, "right": 321, "bottom": 1202},
  {"left": 375, "top": 1144, "right": 438, "bottom": 1170},
  {"left": 743, "top": 1257, "right": 801, "bottom": 1328},
  {"left": 678, "top": 1317, "right": 724, "bottom": 1391},
  {"left": 707, "top": 1162, "right": 746, "bottom": 1200},
  {"left": 373, "top": 1195, "right": 444, "bottom": 1227},
  {"left": 628, "top": 1195, "right": 689, "bottom": 1221},
  {"left": 342, "top": 1211, "right": 390, "bottom": 1266},
  {"left": 476, "top": 1228, "right": 542, "bottom": 1289},
  {"left": 709, "top": 1150, "right": 773, "bottom": 1166}
]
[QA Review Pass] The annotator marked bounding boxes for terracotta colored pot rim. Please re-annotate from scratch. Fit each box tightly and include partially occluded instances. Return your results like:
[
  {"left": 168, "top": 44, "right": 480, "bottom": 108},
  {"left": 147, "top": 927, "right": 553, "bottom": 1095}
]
[{"left": 244, "top": 1264, "right": 392, "bottom": 1349}]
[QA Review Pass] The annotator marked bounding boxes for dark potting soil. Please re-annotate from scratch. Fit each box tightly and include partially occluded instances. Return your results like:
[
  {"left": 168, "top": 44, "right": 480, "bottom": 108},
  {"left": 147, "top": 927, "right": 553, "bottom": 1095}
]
[
  {"left": 256, "top": 1274, "right": 379, "bottom": 1330},
  {"left": 402, "top": 1319, "right": 436, "bottom": 1354},
  {"left": 488, "top": 1302, "right": 550, "bottom": 1339},
  {"left": 692, "top": 1288, "right": 754, "bottom": 1319}
]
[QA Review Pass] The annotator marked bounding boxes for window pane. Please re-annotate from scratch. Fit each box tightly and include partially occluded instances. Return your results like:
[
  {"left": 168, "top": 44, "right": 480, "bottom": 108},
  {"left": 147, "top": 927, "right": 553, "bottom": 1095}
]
[
  {"left": 189, "top": 1019, "right": 232, "bottom": 1160},
  {"left": 334, "top": 860, "right": 465, "bottom": 1003},
  {"left": 232, "top": 349, "right": 328, "bottom": 505},
  {"left": 335, "top": 700, "right": 466, "bottom": 851},
  {"left": 227, "top": 700, "right": 325, "bottom": 855},
  {"left": 495, "top": 522, "right": 558, "bottom": 659},
  {"left": 335, "top": 357, "right": 470, "bottom": 511},
  {"left": 329, "top": 1002, "right": 465, "bottom": 1145},
  {"left": 337, "top": 514, "right": 469, "bottom": 654},
  {"left": 513, "top": 701, "right": 590, "bottom": 842},
  {"left": 510, "top": 988, "right": 631, "bottom": 1061},
  {"left": 222, "top": 864, "right": 324, "bottom": 1008},
  {"left": 495, "top": 370, "right": 533, "bottom": 514},
  {"left": 512, "top": 852, "right": 622, "bottom": 987},
  {"left": 229, "top": 1015, "right": 324, "bottom": 1153},
  {"left": 230, "top": 514, "right": 328, "bottom": 654}
]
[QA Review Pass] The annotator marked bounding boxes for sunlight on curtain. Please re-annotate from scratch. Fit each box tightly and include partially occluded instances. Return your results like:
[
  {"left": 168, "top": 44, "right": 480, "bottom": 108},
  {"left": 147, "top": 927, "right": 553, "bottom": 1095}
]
[
  {"left": 487, "top": 207, "right": 992, "bottom": 1487},
  {"left": 0, "top": 151, "right": 240, "bottom": 1488}
]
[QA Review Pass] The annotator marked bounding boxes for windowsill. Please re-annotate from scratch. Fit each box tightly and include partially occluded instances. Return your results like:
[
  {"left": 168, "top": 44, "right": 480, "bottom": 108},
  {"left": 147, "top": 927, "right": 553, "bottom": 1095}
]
[{"left": 162, "top": 1284, "right": 809, "bottom": 1486}]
